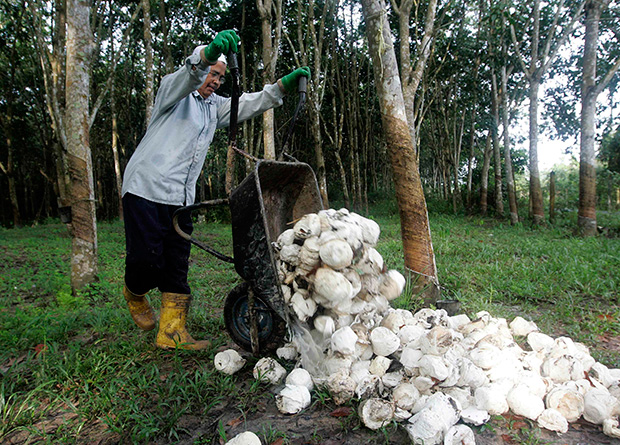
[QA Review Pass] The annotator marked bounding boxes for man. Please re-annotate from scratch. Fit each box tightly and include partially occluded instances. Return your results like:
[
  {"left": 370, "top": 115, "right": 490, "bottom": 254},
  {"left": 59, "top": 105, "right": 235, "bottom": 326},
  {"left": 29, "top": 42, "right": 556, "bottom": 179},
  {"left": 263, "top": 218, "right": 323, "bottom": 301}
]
[{"left": 121, "top": 29, "right": 310, "bottom": 350}]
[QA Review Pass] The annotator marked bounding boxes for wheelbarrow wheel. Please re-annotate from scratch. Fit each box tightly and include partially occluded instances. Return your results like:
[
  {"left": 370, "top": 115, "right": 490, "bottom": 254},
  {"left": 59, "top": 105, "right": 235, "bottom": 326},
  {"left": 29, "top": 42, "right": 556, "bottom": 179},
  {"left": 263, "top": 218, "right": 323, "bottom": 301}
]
[{"left": 224, "top": 282, "right": 286, "bottom": 352}]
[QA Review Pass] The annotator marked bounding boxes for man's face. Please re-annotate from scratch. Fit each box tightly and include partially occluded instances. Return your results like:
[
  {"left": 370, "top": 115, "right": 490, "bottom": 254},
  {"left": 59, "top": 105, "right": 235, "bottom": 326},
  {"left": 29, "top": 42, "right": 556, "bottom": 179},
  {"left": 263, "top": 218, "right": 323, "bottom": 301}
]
[{"left": 198, "top": 61, "right": 226, "bottom": 98}]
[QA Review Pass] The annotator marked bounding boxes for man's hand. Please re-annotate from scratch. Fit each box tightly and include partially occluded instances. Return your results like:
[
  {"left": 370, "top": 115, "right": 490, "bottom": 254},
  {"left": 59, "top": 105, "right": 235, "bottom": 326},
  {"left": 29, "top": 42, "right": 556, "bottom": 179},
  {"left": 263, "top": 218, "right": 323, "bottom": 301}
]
[
  {"left": 280, "top": 67, "right": 311, "bottom": 94},
  {"left": 204, "top": 30, "right": 240, "bottom": 63}
]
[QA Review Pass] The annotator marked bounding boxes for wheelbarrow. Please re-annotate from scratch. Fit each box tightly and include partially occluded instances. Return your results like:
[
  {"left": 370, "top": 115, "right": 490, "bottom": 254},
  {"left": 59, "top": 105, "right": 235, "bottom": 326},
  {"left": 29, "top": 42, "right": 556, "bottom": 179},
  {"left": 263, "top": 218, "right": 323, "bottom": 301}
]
[{"left": 173, "top": 53, "right": 322, "bottom": 353}]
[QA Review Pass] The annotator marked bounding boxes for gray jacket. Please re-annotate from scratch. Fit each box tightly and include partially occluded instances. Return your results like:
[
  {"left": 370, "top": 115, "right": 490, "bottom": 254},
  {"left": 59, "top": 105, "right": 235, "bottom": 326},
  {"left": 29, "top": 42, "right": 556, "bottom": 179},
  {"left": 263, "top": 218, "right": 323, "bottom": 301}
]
[{"left": 122, "top": 48, "right": 285, "bottom": 206}]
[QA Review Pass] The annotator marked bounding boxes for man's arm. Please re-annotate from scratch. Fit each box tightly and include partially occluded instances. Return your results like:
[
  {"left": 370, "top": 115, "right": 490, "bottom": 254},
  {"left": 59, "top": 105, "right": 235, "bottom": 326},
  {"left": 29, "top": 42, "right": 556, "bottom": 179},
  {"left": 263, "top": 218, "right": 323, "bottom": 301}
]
[
  {"left": 150, "top": 31, "right": 240, "bottom": 125},
  {"left": 149, "top": 51, "right": 211, "bottom": 125},
  {"left": 215, "top": 83, "right": 285, "bottom": 129},
  {"left": 215, "top": 67, "right": 310, "bottom": 128}
]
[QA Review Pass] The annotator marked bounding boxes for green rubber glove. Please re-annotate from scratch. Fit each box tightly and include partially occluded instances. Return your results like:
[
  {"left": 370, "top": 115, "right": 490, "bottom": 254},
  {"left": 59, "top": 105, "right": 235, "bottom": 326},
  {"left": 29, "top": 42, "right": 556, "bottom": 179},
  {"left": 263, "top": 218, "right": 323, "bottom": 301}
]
[
  {"left": 203, "top": 30, "right": 240, "bottom": 63},
  {"left": 280, "top": 66, "right": 311, "bottom": 94}
]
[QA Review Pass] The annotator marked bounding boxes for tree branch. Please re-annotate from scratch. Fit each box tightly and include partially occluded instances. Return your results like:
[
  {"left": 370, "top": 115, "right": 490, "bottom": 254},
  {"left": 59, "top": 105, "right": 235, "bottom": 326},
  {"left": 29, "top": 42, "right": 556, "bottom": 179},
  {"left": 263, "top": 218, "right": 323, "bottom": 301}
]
[
  {"left": 541, "top": 1, "right": 584, "bottom": 74},
  {"left": 89, "top": 3, "right": 142, "bottom": 129},
  {"left": 596, "top": 56, "right": 620, "bottom": 96},
  {"left": 510, "top": 23, "right": 532, "bottom": 80}
]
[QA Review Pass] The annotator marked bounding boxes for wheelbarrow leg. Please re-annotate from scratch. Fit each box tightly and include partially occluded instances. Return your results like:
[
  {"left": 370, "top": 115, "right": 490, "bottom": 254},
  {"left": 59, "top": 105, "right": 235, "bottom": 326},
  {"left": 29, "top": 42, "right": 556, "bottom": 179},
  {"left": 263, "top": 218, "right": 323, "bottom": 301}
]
[{"left": 247, "top": 288, "right": 260, "bottom": 355}]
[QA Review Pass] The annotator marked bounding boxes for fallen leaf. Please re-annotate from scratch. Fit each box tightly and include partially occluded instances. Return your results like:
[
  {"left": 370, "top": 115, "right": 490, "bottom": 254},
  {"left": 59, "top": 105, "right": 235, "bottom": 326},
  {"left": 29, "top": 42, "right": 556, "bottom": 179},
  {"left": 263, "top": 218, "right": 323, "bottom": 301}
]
[
  {"left": 330, "top": 407, "right": 353, "bottom": 417},
  {"left": 0, "top": 353, "right": 28, "bottom": 374},
  {"left": 597, "top": 313, "right": 615, "bottom": 321},
  {"left": 270, "top": 439, "right": 285, "bottom": 445},
  {"left": 227, "top": 417, "right": 242, "bottom": 428},
  {"left": 501, "top": 434, "right": 516, "bottom": 443}
]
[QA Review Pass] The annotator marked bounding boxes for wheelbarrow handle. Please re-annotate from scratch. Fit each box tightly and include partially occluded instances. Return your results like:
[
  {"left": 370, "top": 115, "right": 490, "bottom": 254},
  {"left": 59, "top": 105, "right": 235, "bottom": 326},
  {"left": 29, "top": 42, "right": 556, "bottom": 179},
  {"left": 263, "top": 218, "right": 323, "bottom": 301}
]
[
  {"left": 173, "top": 199, "right": 235, "bottom": 263},
  {"left": 278, "top": 76, "right": 308, "bottom": 161},
  {"left": 298, "top": 75, "right": 307, "bottom": 95}
]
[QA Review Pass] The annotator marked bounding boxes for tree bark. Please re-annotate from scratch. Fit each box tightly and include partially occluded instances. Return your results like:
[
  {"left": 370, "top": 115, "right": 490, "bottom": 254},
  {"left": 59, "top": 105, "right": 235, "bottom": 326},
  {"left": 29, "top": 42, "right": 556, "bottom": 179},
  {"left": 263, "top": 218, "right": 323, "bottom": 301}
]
[
  {"left": 257, "top": 0, "right": 282, "bottom": 159},
  {"left": 490, "top": 71, "right": 504, "bottom": 217},
  {"left": 549, "top": 171, "right": 556, "bottom": 223},
  {"left": 510, "top": 0, "right": 584, "bottom": 225},
  {"left": 306, "top": 0, "right": 332, "bottom": 207},
  {"left": 240, "top": 4, "right": 258, "bottom": 171},
  {"left": 529, "top": 77, "right": 545, "bottom": 224},
  {"left": 501, "top": 66, "right": 519, "bottom": 224},
  {"left": 142, "top": 0, "right": 154, "bottom": 126},
  {"left": 109, "top": 3, "right": 123, "bottom": 219},
  {"left": 361, "top": 0, "right": 438, "bottom": 300},
  {"left": 0, "top": 126, "right": 21, "bottom": 228},
  {"left": 0, "top": 31, "right": 22, "bottom": 227},
  {"left": 392, "top": 0, "right": 438, "bottom": 155},
  {"left": 334, "top": 149, "right": 351, "bottom": 209},
  {"left": 527, "top": 0, "right": 545, "bottom": 225},
  {"left": 66, "top": 0, "right": 98, "bottom": 290},
  {"left": 578, "top": 0, "right": 615, "bottom": 235},
  {"left": 465, "top": 112, "right": 476, "bottom": 212},
  {"left": 480, "top": 133, "right": 492, "bottom": 216},
  {"left": 159, "top": 0, "right": 174, "bottom": 74}
]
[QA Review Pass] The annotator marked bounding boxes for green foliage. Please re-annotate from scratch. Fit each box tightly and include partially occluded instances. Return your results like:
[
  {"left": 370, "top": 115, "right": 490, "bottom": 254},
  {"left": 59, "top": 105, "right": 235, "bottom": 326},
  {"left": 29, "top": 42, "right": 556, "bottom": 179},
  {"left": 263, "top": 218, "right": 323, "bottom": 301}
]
[{"left": 601, "top": 126, "right": 620, "bottom": 173}]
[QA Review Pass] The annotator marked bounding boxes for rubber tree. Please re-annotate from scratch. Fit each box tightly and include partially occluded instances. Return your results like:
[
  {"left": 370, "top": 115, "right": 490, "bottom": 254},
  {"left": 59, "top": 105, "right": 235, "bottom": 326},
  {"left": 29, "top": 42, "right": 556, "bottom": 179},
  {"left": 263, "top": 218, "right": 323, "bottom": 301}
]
[
  {"left": 578, "top": 0, "right": 620, "bottom": 235},
  {"left": 510, "top": 0, "right": 584, "bottom": 225},
  {"left": 0, "top": 2, "right": 25, "bottom": 228},
  {"left": 142, "top": 0, "right": 154, "bottom": 126},
  {"left": 500, "top": 63, "right": 519, "bottom": 224},
  {"left": 390, "top": 0, "right": 438, "bottom": 157},
  {"left": 66, "top": 0, "right": 98, "bottom": 289},
  {"left": 257, "top": 0, "right": 282, "bottom": 159},
  {"left": 284, "top": 0, "right": 335, "bottom": 207},
  {"left": 361, "top": 0, "right": 439, "bottom": 300}
]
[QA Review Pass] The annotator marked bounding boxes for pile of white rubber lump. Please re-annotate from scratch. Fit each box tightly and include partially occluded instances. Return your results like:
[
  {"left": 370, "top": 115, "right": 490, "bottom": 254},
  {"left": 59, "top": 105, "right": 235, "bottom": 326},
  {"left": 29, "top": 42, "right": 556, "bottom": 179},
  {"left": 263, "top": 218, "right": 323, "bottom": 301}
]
[{"left": 214, "top": 208, "right": 620, "bottom": 445}]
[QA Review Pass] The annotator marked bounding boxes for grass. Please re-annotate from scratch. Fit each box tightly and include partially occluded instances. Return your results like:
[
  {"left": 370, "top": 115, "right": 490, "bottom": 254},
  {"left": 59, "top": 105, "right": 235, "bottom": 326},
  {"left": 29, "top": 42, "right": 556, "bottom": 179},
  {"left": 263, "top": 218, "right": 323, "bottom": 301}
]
[{"left": 0, "top": 202, "right": 619, "bottom": 442}]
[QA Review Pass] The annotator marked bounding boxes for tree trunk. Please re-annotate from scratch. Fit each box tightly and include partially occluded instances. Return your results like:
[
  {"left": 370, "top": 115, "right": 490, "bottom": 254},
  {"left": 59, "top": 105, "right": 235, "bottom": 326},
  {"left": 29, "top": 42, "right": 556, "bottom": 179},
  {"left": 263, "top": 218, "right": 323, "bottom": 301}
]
[
  {"left": 305, "top": 0, "right": 332, "bottom": 207},
  {"left": 466, "top": 3, "right": 483, "bottom": 212},
  {"left": 66, "top": 0, "right": 97, "bottom": 290},
  {"left": 577, "top": 0, "right": 620, "bottom": 234},
  {"left": 142, "top": 0, "right": 154, "bottom": 126},
  {"left": 480, "top": 133, "right": 492, "bottom": 216},
  {"left": 32, "top": 0, "right": 70, "bottom": 208},
  {"left": 393, "top": 0, "right": 438, "bottom": 155},
  {"left": 578, "top": 0, "right": 606, "bottom": 235},
  {"left": 491, "top": 71, "right": 504, "bottom": 217},
  {"left": 0, "top": 39, "right": 21, "bottom": 227},
  {"left": 240, "top": 6, "right": 259, "bottom": 169},
  {"left": 451, "top": 105, "right": 465, "bottom": 214},
  {"left": 0, "top": 130, "right": 21, "bottom": 228},
  {"left": 509, "top": 0, "right": 584, "bottom": 225},
  {"left": 465, "top": 112, "right": 476, "bottom": 212},
  {"left": 549, "top": 171, "right": 556, "bottom": 223},
  {"left": 529, "top": 77, "right": 545, "bottom": 225},
  {"left": 326, "top": 47, "right": 349, "bottom": 208},
  {"left": 257, "top": 0, "right": 282, "bottom": 159},
  {"left": 111, "top": 72, "right": 123, "bottom": 219},
  {"left": 159, "top": 0, "right": 174, "bottom": 74},
  {"left": 109, "top": 1, "right": 123, "bottom": 219},
  {"left": 334, "top": 149, "right": 350, "bottom": 209},
  {"left": 361, "top": 0, "right": 439, "bottom": 300},
  {"left": 501, "top": 66, "right": 519, "bottom": 224}
]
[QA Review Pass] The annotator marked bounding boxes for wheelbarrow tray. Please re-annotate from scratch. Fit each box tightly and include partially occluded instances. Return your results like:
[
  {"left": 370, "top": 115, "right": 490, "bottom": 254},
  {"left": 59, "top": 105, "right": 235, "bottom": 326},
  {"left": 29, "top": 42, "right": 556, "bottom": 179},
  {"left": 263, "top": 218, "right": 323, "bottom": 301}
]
[{"left": 229, "top": 159, "right": 323, "bottom": 321}]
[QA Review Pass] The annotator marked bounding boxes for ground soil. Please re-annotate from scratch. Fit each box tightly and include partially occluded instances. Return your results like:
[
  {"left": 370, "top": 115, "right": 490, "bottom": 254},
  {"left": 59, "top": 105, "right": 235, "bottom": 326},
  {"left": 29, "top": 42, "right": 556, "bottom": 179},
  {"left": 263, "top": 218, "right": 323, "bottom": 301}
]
[
  {"left": 5, "top": 317, "right": 620, "bottom": 444},
  {"left": 163, "top": 398, "right": 620, "bottom": 445},
  {"left": 4, "top": 363, "right": 620, "bottom": 445},
  {"left": 5, "top": 401, "right": 619, "bottom": 445}
]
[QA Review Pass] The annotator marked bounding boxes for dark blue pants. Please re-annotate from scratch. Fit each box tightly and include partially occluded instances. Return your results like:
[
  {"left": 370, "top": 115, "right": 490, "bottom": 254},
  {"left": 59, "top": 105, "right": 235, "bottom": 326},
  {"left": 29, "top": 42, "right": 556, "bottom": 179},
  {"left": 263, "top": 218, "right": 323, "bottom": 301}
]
[{"left": 123, "top": 193, "right": 193, "bottom": 295}]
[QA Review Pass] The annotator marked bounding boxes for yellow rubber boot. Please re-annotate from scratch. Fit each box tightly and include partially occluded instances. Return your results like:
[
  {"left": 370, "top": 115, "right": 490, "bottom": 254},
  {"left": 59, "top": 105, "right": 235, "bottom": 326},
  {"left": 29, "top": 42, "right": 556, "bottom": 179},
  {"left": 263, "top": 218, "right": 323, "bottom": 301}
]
[
  {"left": 123, "top": 285, "right": 157, "bottom": 331},
  {"left": 156, "top": 293, "right": 211, "bottom": 350}
]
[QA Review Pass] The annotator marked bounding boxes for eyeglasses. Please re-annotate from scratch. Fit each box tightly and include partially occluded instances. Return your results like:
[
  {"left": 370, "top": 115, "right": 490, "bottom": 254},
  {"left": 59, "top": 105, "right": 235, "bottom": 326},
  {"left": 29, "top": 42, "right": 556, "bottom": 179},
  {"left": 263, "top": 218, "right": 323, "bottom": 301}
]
[{"left": 208, "top": 71, "right": 226, "bottom": 84}]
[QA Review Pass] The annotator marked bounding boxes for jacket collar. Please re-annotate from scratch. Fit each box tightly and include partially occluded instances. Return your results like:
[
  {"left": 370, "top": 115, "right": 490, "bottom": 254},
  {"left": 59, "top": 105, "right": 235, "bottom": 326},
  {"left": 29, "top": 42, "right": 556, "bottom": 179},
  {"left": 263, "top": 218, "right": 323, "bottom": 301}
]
[{"left": 192, "top": 90, "right": 213, "bottom": 103}]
